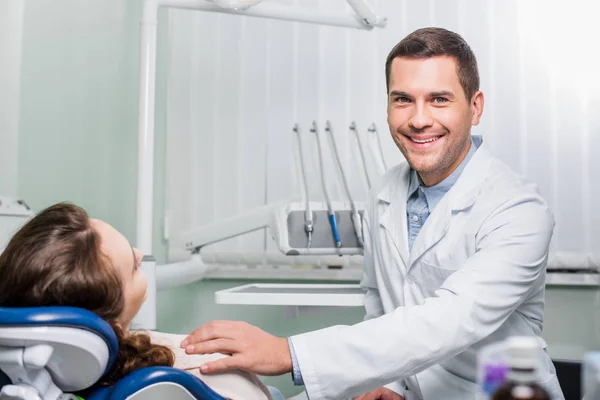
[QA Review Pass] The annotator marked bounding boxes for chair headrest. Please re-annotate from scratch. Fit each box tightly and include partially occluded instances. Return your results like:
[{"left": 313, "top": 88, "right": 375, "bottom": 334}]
[{"left": 0, "top": 306, "right": 119, "bottom": 391}]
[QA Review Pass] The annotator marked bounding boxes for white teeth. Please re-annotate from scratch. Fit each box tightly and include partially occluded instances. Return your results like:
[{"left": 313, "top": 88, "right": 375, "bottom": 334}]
[{"left": 411, "top": 136, "right": 440, "bottom": 143}]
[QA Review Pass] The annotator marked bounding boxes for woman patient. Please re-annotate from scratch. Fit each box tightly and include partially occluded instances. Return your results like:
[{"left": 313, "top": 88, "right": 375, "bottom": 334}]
[{"left": 0, "top": 203, "right": 273, "bottom": 400}]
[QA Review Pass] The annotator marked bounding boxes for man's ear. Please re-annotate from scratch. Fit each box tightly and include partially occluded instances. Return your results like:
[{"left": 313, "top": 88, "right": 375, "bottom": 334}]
[{"left": 471, "top": 91, "right": 484, "bottom": 126}]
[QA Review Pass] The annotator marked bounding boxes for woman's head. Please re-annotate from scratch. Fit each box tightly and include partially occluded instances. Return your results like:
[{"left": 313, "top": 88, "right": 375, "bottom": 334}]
[
  {"left": 0, "top": 202, "right": 146, "bottom": 329},
  {"left": 0, "top": 203, "right": 172, "bottom": 387}
]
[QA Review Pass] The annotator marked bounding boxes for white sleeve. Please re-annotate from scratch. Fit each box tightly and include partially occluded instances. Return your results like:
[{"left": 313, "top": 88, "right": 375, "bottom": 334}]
[{"left": 291, "top": 196, "right": 554, "bottom": 399}]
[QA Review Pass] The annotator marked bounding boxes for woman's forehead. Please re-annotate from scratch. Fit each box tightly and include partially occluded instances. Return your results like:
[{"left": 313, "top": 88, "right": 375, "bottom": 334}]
[{"left": 91, "top": 219, "right": 131, "bottom": 259}]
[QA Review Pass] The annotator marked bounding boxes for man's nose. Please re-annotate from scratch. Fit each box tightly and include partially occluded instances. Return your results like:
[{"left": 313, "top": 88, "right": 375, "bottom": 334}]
[{"left": 408, "top": 104, "right": 434, "bottom": 130}]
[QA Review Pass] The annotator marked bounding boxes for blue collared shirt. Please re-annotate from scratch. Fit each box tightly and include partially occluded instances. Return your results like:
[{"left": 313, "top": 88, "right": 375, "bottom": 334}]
[
  {"left": 406, "top": 137, "right": 479, "bottom": 250},
  {"left": 289, "top": 136, "right": 481, "bottom": 386}
]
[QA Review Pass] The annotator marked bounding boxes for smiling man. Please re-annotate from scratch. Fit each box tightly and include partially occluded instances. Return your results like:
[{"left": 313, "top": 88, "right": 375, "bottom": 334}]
[
  {"left": 386, "top": 50, "right": 481, "bottom": 188},
  {"left": 180, "top": 28, "right": 565, "bottom": 400}
]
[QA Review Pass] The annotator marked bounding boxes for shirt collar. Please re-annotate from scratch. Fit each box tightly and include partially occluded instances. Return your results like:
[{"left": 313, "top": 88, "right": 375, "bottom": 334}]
[{"left": 407, "top": 136, "right": 480, "bottom": 210}]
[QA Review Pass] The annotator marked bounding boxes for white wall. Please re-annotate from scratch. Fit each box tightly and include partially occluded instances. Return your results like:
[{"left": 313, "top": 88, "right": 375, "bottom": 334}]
[
  {"left": 0, "top": 1, "right": 24, "bottom": 196},
  {"left": 165, "top": 0, "right": 600, "bottom": 264},
  {"left": 15, "top": 0, "right": 154, "bottom": 249}
]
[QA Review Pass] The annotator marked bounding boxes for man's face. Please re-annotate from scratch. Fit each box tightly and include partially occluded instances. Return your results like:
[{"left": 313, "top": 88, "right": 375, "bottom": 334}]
[{"left": 387, "top": 56, "right": 483, "bottom": 186}]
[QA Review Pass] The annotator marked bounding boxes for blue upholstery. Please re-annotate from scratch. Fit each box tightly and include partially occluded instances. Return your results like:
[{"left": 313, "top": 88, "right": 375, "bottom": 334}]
[
  {"left": 86, "top": 367, "right": 226, "bottom": 400},
  {"left": 0, "top": 306, "right": 118, "bottom": 375}
]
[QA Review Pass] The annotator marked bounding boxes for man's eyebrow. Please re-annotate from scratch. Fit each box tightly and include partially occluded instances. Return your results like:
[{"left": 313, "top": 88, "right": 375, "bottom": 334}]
[
  {"left": 389, "top": 90, "right": 412, "bottom": 98},
  {"left": 429, "top": 90, "right": 455, "bottom": 98}
]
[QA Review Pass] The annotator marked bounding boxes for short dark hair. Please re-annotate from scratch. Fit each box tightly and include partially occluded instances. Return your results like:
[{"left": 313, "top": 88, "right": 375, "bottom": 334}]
[{"left": 385, "top": 27, "right": 480, "bottom": 100}]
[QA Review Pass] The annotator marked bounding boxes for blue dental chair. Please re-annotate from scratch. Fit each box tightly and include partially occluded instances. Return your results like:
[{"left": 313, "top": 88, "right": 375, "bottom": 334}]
[{"left": 0, "top": 307, "right": 228, "bottom": 400}]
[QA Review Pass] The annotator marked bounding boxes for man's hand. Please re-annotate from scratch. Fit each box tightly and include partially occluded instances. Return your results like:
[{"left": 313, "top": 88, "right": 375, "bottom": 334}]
[
  {"left": 354, "top": 388, "right": 404, "bottom": 400},
  {"left": 180, "top": 320, "right": 292, "bottom": 376}
]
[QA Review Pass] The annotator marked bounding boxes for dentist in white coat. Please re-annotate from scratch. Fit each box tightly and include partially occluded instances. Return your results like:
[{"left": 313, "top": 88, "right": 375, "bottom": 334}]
[{"left": 181, "top": 27, "right": 565, "bottom": 400}]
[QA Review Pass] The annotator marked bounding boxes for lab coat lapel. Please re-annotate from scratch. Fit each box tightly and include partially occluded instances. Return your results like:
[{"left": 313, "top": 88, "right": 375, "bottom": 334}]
[
  {"left": 407, "top": 203, "right": 452, "bottom": 270},
  {"left": 407, "top": 141, "right": 495, "bottom": 270},
  {"left": 378, "top": 166, "right": 411, "bottom": 268}
]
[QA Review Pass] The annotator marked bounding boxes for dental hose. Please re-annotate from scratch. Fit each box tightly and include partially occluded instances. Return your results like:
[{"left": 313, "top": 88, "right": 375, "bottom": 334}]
[
  {"left": 326, "top": 121, "right": 364, "bottom": 247},
  {"left": 350, "top": 121, "right": 371, "bottom": 190},
  {"left": 293, "top": 124, "right": 313, "bottom": 248},
  {"left": 312, "top": 121, "right": 342, "bottom": 251},
  {"left": 368, "top": 123, "right": 388, "bottom": 172}
]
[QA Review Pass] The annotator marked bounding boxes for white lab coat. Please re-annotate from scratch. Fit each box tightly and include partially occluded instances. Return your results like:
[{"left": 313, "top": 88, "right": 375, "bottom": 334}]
[{"left": 290, "top": 138, "right": 565, "bottom": 400}]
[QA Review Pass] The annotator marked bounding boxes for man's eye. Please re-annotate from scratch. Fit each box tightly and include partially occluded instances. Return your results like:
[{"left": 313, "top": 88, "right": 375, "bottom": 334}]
[
  {"left": 395, "top": 97, "right": 411, "bottom": 103},
  {"left": 433, "top": 97, "right": 448, "bottom": 103}
]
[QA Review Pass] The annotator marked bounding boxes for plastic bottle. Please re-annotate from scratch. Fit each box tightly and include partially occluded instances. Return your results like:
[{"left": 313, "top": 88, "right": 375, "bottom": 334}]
[
  {"left": 482, "top": 363, "right": 509, "bottom": 396},
  {"left": 491, "top": 337, "right": 552, "bottom": 400}
]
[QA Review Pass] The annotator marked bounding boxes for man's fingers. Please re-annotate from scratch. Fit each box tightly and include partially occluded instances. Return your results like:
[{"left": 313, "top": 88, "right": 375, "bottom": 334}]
[
  {"left": 383, "top": 393, "right": 403, "bottom": 400},
  {"left": 181, "top": 321, "right": 235, "bottom": 347},
  {"left": 354, "top": 388, "right": 402, "bottom": 400},
  {"left": 184, "top": 338, "right": 240, "bottom": 355},
  {"left": 360, "top": 394, "right": 376, "bottom": 400},
  {"left": 199, "top": 355, "right": 244, "bottom": 374}
]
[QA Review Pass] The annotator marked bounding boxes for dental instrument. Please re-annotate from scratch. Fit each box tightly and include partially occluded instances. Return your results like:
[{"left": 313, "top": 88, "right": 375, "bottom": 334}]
[
  {"left": 325, "top": 122, "right": 364, "bottom": 248},
  {"left": 368, "top": 123, "right": 388, "bottom": 174},
  {"left": 311, "top": 121, "right": 342, "bottom": 252},
  {"left": 292, "top": 124, "right": 313, "bottom": 248},
  {"left": 349, "top": 122, "right": 371, "bottom": 190}
]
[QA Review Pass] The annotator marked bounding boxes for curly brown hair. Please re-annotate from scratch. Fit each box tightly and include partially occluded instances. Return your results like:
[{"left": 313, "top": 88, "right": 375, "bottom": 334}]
[{"left": 0, "top": 203, "right": 174, "bottom": 387}]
